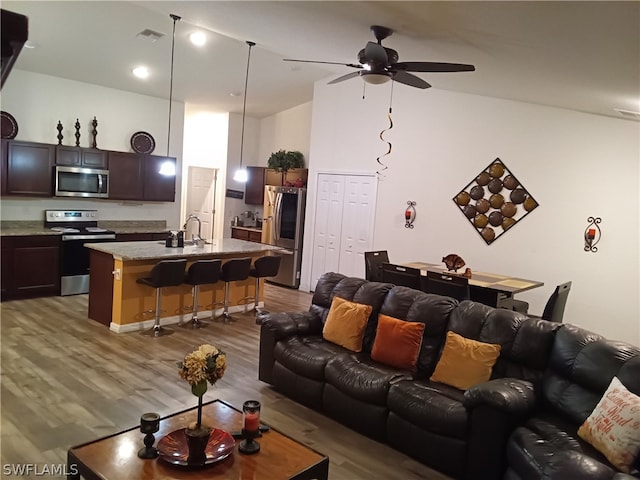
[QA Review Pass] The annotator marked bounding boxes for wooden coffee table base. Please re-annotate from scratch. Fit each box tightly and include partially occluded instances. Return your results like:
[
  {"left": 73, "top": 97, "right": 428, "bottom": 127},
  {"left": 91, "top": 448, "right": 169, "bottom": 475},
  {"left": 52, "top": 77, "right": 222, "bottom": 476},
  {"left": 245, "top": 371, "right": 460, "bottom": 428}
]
[{"left": 67, "top": 399, "right": 329, "bottom": 480}]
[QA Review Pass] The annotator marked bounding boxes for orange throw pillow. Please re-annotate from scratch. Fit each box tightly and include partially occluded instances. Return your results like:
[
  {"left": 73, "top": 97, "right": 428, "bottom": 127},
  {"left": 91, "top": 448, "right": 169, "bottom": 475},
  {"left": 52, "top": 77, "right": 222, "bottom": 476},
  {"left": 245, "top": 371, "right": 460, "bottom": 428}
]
[
  {"left": 430, "top": 331, "right": 501, "bottom": 390},
  {"left": 371, "top": 314, "right": 425, "bottom": 371},
  {"left": 322, "top": 296, "right": 372, "bottom": 352},
  {"left": 577, "top": 376, "right": 640, "bottom": 473}
]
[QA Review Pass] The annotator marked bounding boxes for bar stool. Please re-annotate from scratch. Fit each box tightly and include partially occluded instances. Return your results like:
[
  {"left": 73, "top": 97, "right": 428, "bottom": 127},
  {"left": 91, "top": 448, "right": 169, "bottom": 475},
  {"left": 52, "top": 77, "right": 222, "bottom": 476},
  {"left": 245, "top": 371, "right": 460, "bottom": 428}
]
[
  {"left": 248, "top": 255, "right": 281, "bottom": 318},
  {"left": 182, "top": 259, "right": 222, "bottom": 329},
  {"left": 136, "top": 259, "right": 187, "bottom": 337},
  {"left": 217, "top": 257, "right": 252, "bottom": 323}
]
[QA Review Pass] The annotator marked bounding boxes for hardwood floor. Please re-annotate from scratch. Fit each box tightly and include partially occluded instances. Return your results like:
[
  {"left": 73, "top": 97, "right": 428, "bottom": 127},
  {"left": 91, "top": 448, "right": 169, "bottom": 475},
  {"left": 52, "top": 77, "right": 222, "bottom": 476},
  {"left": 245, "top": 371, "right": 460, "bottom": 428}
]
[{"left": 0, "top": 284, "right": 450, "bottom": 479}]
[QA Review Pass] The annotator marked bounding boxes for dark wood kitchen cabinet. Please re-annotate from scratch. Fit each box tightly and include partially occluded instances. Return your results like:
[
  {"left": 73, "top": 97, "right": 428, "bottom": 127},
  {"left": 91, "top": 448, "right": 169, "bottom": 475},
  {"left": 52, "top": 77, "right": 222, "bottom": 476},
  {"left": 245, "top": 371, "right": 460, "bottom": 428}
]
[
  {"left": 1, "top": 139, "right": 8, "bottom": 195},
  {"left": 115, "top": 232, "right": 168, "bottom": 242},
  {"left": 107, "top": 151, "right": 143, "bottom": 200},
  {"left": 244, "top": 167, "right": 283, "bottom": 205},
  {"left": 5, "top": 141, "right": 54, "bottom": 196},
  {"left": 108, "top": 151, "right": 175, "bottom": 202},
  {"left": 143, "top": 155, "right": 176, "bottom": 202},
  {"left": 56, "top": 146, "right": 108, "bottom": 169},
  {"left": 1, "top": 235, "right": 61, "bottom": 300}
]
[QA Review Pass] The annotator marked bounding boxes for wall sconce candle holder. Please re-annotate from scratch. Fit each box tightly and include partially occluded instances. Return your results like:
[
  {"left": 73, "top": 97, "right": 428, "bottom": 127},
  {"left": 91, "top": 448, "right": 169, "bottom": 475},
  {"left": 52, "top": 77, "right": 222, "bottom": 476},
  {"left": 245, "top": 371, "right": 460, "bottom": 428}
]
[
  {"left": 584, "top": 216, "right": 602, "bottom": 252},
  {"left": 405, "top": 201, "right": 416, "bottom": 228}
]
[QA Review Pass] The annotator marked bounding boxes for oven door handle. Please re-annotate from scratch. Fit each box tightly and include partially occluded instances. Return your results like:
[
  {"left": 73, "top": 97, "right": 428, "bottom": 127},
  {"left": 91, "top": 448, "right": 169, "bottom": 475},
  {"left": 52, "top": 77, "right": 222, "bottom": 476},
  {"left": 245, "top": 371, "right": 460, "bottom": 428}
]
[{"left": 62, "top": 234, "right": 116, "bottom": 241}]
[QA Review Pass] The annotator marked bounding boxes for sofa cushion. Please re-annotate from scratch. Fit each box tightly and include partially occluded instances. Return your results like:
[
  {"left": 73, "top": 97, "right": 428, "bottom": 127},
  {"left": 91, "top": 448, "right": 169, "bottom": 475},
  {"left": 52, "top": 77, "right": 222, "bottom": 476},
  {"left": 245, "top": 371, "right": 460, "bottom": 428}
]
[
  {"left": 324, "top": 353, "right": 409, "bottom": 405},
  {"left": 322, "top": 296, "right": 372, "bottom": 352},
  {"left": 448, "top": 300, "right": 562, "bottom": 385},
  {"left": 273, "top": 335, "right": 348, "bottom": 380},
  {"left": 387, "top": 379, "right": 468, "bottom": 440},
  {"left": 371, "top": 314, "right": 425, "bottom": 371},
  {"left": 578, "top": 376, "right": 640, "bottom": 473},
  {"left": 430, "top": 331, "right": 501, "bottom": 390},
  {"left": 507, "top": 411, "right": 620, "bottom": 479},
  {"left": 543, "top": 325, "right": 640, "bottom": 426},
  {"left": 379, "top": 287, "right": 458, "bottom": 377}
]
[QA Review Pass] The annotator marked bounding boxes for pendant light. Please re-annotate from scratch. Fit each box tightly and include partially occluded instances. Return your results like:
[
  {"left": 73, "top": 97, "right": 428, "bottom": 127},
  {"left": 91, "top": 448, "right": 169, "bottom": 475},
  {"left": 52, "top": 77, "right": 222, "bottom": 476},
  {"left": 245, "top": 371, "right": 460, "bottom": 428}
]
[
  {"left": 158, "top": 13, "right": 181, "bottom": 177},
  {"left": 233, "top": 40, "right": 255, "bottom": 183}
]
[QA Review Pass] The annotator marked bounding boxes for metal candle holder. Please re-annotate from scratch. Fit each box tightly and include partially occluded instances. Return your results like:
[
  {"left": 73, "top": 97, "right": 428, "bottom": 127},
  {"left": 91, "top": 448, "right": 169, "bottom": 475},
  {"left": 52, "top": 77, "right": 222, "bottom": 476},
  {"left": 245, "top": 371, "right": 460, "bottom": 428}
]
[
  {"left": 138, "top": 412, "right": 160, "bottom": 459},
  {"left": 239, "top": 400, "right": 261, "bottom": 454}
]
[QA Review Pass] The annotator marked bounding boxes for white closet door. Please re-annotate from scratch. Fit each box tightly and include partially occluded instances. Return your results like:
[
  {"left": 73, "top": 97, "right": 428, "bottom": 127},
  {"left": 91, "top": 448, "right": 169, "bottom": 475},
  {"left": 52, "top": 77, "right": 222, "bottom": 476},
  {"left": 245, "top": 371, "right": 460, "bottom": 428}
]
[
  {"left": 310, "top": 174, "right": 345, "bottom": 290},
  {"left": 311, "top": 173, "right": 377, "bottom": 290},
  {"left": 338, "top": 175, "right": 376, "bottom": 278}
]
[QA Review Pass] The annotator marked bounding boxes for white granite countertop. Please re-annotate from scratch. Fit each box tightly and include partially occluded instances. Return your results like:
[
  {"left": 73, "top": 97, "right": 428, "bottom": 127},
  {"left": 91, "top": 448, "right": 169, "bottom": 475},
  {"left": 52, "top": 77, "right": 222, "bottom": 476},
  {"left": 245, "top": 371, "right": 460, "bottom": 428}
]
[{"left": 85, "top": 239, "right": 283, "bottom": 261}]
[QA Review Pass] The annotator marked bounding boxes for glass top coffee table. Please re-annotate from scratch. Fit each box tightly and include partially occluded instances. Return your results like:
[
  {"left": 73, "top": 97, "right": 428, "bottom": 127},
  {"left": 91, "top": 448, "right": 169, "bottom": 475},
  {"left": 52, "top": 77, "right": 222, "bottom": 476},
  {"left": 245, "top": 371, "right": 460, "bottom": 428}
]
[{"left": 67, "top": 399, "right": 329, "bottom": 480}]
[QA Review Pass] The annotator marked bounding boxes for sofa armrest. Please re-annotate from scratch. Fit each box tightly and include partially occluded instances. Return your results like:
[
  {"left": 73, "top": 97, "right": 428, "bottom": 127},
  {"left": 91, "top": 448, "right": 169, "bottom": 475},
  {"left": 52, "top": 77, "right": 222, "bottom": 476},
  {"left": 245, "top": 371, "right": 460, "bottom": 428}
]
[
  {"left": 261, "top": 311, "right": 323, "bottom": 340},
  {"left": 463, "top": 378, "right": 537, "bottom": 416},
  {"left": 463, "top": 379, "right": 538, "bottom": 480},
  {"left": 259, "top": 311, "right": 323, "bottom": 385}
]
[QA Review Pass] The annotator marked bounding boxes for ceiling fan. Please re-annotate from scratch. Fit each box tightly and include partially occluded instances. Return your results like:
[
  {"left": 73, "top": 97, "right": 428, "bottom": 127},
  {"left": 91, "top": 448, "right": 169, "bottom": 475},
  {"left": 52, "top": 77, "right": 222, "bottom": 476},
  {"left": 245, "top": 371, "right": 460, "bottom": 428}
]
[{"left": 284, "top": 25, "right": 475, "bottom": 89}]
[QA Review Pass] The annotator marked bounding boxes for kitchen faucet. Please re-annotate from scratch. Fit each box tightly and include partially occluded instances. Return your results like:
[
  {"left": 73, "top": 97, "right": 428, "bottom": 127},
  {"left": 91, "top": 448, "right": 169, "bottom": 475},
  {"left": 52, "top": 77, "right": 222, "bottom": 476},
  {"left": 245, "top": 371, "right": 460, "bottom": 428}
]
[{"left": 183, "top": 214, "right": 202, "bottom": 244}]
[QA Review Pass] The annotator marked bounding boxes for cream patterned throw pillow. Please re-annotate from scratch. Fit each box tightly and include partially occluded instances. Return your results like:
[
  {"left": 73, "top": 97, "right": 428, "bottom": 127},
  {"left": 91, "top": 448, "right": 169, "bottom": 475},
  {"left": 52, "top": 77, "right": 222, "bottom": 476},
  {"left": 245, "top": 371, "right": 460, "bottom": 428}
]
[{"left": 577, "top": 376, "right": 640, "bottom": 473}]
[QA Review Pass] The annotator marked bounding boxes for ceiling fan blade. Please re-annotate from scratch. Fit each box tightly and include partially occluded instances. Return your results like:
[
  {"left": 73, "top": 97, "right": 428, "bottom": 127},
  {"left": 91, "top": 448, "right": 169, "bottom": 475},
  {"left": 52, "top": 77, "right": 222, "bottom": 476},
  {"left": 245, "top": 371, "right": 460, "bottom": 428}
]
[
  {"left": 328, "top": 71, "right": 361, "bottom": 85},
  {"left": 394, "top": 61, "right": 475, "bottom": 73},
  {"left": 392, "top": 71, "right": 431, "bottom": 89},
  {"left": 363, "top": 41, "right": 388, "bottom": 66},
  {"left": 283, "top": 59, "right": 362, "bottom": 69}
]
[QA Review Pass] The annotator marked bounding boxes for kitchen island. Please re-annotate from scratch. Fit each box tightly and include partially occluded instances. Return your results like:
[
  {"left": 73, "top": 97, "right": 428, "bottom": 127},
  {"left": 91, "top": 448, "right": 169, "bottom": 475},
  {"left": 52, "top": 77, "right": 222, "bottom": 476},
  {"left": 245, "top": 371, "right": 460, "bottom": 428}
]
[{"left": 86, "top": 239, "right": 282, "bottom": 332}]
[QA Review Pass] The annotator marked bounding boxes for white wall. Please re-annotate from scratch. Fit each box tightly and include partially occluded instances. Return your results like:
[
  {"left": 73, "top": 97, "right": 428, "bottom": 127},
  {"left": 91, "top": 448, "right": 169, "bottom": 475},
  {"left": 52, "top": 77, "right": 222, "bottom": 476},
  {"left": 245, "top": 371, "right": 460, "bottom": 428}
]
[
  {"left": 1, "top": 70, "right": 184, "bottom": 228},
  {"left": 258, "top": 102, "right": 312, "bottom": 166},
  {"left": 302, "top": 77, "right": 640, "bottom": 346},
  {"left": 182, "top": 107, "right": 229, "bottom": 238}
]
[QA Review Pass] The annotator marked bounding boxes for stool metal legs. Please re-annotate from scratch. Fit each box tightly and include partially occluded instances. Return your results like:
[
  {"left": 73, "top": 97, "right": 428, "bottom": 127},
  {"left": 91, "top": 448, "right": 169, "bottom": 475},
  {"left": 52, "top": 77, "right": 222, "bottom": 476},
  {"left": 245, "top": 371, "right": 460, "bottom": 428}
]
[
  {"left": 182, "top": 285, "right": 209, "bottom": 329},
  {"left": 142, "top": 287, "right": 174, "bottom": 337},
  {"left": 217, "top": 281, "right": 234, "bottom": 323}
]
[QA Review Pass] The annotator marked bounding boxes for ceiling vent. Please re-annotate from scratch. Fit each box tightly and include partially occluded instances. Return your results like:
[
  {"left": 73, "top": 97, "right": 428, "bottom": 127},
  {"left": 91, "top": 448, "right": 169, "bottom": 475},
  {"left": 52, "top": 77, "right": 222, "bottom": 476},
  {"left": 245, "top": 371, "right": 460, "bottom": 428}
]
[
  {"left": 136, "top": 29, "right": 165, "bottom": 43},
  {"left": 614, "top": 108, "right": 640, "bottom": 121}
]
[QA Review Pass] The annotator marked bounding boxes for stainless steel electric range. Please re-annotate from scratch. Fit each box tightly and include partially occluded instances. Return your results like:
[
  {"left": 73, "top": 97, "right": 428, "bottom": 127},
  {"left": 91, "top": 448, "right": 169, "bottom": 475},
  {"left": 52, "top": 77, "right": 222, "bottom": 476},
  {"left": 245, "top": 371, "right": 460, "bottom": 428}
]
[{"left": 45, "top": 210, "right": 116, "bottom": 296}]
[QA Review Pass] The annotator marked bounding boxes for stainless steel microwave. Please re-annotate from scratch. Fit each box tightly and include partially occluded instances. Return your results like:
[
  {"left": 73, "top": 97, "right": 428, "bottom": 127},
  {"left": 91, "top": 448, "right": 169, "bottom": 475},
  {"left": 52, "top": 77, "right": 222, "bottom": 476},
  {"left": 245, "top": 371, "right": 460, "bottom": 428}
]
[{"left": 55, "top": 166, "right": 109, "bottom": 198}]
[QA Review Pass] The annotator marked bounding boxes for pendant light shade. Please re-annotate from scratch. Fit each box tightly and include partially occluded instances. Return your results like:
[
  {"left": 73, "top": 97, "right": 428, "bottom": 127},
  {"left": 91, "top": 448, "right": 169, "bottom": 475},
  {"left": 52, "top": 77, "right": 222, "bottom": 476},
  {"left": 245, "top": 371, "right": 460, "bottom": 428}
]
[{"left": 233, "top": 40, "right": 255, "bottom": 183}]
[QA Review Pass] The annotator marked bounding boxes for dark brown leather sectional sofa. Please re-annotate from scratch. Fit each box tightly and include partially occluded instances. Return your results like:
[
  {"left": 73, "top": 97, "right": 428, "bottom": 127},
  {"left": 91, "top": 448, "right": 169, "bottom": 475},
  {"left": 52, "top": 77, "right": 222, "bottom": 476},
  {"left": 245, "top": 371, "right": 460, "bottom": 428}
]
[{"left": 258, "top": 272, "right": 640, "bottom": 479}]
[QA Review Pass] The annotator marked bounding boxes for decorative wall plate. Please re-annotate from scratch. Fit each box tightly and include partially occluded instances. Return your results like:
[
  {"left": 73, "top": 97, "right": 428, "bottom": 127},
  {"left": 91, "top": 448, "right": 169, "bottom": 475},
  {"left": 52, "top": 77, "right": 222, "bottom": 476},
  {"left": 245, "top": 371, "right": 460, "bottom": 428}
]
[
  {"left": 1, "top": 111, "right": 18, "bottom": 139},
  {"left": 453, "top": 158, "right": 539, "bottom": 245},
  {"left": 130, "top": 131, "right": 155, "bottom": 154}
]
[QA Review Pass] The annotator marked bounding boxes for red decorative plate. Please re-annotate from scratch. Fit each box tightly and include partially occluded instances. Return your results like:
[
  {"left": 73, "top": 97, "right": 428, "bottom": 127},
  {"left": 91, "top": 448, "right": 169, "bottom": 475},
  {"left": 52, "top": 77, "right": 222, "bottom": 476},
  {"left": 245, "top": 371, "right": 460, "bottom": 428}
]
[
  {"left": 1, "top": 111, "right": 18, "bottom": 139},
  {"left": 157, "top": 428, "right": 235, "bottom": 466},
  {"left": 130, "top": 131, "right": 155, "bottom": 154}
]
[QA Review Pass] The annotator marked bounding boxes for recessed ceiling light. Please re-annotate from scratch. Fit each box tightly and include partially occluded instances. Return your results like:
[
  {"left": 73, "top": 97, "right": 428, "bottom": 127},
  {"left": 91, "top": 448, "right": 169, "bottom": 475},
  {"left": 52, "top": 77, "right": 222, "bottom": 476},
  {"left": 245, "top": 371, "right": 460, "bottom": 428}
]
[
  {"left": 133, "top": 66, "right": 149, "bottom": 79},
  {"left": 190, "top": 31, "right": 206, "bottom": 47},
  {"left": 229, "top": 92, "right": 241, "bottom": 97}
]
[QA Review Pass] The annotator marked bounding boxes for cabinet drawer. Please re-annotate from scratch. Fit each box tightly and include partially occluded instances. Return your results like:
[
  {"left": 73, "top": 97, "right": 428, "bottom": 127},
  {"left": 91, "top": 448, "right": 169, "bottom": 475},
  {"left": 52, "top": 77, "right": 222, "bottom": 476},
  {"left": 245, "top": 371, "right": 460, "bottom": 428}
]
[
  {"left": 231, "top": 228, "right": 249, "bottom": 240},
  {"left": 248, "top": 231, "right": 262, "bottom": 243}
]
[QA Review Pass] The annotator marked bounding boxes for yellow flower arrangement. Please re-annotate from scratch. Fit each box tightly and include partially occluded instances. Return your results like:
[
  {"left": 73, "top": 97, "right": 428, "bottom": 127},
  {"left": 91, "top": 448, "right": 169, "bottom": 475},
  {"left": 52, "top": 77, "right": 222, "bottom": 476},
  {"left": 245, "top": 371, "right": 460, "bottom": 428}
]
[{"left": 178, "top": 344, "right": 227, "bottom": 430}]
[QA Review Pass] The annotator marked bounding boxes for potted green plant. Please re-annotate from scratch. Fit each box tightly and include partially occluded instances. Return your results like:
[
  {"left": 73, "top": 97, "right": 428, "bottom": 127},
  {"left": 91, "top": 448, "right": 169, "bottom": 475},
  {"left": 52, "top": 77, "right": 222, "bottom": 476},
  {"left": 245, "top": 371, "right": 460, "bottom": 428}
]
[{"left": 267, "top": 150, "right": 304, "bottom": 172}]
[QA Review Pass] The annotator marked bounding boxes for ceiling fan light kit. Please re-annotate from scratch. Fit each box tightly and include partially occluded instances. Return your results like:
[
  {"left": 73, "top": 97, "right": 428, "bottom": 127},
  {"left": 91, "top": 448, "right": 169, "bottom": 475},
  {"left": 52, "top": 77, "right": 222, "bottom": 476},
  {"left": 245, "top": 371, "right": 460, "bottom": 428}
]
[{"left": 284, "top": 25, "right": 474, "bottom": 90}]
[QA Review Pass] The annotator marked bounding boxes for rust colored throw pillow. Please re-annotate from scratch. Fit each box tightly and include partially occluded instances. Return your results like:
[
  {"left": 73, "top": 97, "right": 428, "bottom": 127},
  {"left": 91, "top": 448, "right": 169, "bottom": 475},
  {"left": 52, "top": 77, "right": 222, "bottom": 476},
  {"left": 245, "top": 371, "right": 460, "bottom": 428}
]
[
  {"left": 322, "top": 296, "right": 372, "bottom": 352},
  {"left": 577, "top": 376, "right": 640, "bottom": 473},
  {"left": 371, "top": 314, "right": 425, "bottom": 371},
  {"left": 430, "top": 331, "right": 501, "bottom": 390}
]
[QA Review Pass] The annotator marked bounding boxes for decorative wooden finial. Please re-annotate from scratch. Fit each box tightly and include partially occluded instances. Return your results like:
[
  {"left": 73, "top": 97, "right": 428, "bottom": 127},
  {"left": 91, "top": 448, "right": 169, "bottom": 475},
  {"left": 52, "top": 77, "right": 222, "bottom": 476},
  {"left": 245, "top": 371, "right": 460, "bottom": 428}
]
[
  {"left": 74, "top": 118, "right": 81, "bottom": 147},
  {"left": 56, "top": 121, "right": 63, "bottom": 145},
  {"left": 91, "top": 116, "right": 98, "bottom": 149}
]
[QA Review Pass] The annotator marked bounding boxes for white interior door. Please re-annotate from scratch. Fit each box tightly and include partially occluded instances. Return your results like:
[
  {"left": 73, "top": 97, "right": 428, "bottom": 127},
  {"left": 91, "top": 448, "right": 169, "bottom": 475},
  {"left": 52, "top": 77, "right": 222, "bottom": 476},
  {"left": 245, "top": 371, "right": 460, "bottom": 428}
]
[
  {"left": 185, "top": 166, "right": 217, "bottom": 240},
  {"left": 339, "top": 175, "right": 376, "bottom": 278}
]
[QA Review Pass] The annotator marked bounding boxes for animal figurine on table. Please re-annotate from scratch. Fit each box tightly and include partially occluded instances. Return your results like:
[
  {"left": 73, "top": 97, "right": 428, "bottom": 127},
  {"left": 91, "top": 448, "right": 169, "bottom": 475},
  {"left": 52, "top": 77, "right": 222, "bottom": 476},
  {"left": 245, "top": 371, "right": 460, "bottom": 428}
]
[{"left": 442, "top": 254, "right": 466, "bottom": 272}]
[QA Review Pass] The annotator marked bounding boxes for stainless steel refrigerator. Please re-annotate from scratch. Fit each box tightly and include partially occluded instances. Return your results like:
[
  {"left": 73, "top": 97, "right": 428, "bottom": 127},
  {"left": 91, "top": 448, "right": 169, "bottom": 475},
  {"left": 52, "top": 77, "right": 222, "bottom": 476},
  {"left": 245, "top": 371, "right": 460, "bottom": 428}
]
[{"left": 262, "top": 186, "right": 306, "bottom": 288}]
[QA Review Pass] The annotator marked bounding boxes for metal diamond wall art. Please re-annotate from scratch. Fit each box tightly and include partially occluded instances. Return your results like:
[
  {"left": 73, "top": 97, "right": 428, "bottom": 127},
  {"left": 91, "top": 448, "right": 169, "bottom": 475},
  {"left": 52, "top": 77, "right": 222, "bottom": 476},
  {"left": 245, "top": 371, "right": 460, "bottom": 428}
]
[{"left": 453, "top": 158, "right": 539, "bottom": 245}]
